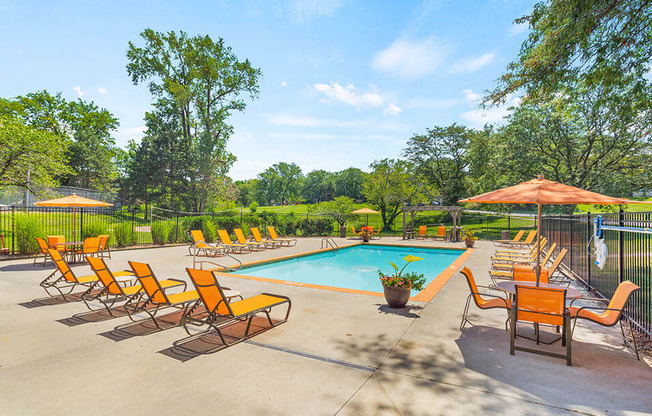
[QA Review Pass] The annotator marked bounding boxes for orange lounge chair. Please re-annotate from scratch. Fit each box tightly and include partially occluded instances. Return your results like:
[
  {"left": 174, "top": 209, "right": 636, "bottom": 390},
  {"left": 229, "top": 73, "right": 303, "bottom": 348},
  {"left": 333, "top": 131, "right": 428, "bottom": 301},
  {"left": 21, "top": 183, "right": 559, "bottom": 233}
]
[
  {"left": 98, "top": 234, "right": 111, "bottom": 259},
  {"left": 459, "top": 267, "right": 511, "bottom": 331},
  {"left": 39, "top": 248, "right": 132, "bottom": 301},
  {"left": 505, "top": 230, "right": 537, "bottom": 248},
  {"left": 267, "top": 226, "right": 297, "bottom": 247},
  {"left": 127, "top": 261, "right": 200, "bottom": 329},
  {"left": 569, "top": 281, "right": 641, "bottom": 359},
  {"left": 183, "top": 268, "right": 291, "bottom": 349},
  {"left": 492, "top": 240, "right": 548, "bottom": 264},
  {"left": 494, "top": 237, "right": 546, "bottom": 256},
  {"left": 414, "top": 226, "right": 428, "bottom": 239},
  {"left": 492, "top": 243, "right": 557, "bottom": 270},
  {"left": 251, "top": 227, "right": 279, "bottom": 248},
  {"left": 218, "top": 229, "right": 249, "bottom": 254},
  {"left": 432, "top": 225, "right": 446, "bottom": 241},
  {"left": 494, "top": 230, "right": 526, "bottom": 247},
  {"left": 189, "top": 229, "right": 223, "bottom": 257},
  {"left": 491, "top": 248, "right": 566, "bottom": 286},
  {"left": 234, "top": 228, "right": 265, "bottom": 251},
  {"left": 510, "top": 285, "right": 572, "bottom": 366}
]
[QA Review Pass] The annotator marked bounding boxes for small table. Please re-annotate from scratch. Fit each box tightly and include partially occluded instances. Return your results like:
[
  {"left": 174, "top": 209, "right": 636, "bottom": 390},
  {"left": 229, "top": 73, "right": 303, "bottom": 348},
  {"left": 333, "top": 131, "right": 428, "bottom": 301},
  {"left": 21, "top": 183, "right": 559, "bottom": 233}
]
[
  {"left": 53, "top": 241, "right": 84, "bottom": 263},
  {"left": 496, "top": 281, "right": 582, "bottom": 299}
]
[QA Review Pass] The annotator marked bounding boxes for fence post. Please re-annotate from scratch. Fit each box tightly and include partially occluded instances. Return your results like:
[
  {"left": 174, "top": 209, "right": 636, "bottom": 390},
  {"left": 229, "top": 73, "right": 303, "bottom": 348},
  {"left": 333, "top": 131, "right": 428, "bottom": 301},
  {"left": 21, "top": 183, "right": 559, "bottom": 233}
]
[
  {"left": 618, "top": 208, "right": 625, "bottom": 284},
  {"left": 131, "top": 207, "right": 135, "bottom": 244},
  {"left": 568, "top": 213, "right": 573, "bottom": 271},
  {"left": 175, "top": 210, "right": 180, "bottom": 243},
  {"left": 587, "top": 211, "right": 591, "bottom": 289},
  {"left": 11, "top": 205, "right": 15, "bottom": 255}
]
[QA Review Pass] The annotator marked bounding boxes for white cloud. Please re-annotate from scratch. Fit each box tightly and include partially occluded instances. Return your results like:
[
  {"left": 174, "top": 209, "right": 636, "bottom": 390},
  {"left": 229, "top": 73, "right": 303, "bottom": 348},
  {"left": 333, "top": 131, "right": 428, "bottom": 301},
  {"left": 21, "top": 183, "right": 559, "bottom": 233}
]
[
  {"left": 291, "top": 0, "right": 348, "bottom": 23},
  {"left": 72, "top": 86, "right": 84, "bottom": 98},
  {"left": 98, "top": 87, "right": 108, "bottom": 95},
  {"left": 460, "top": 89, "right": 521, "bottom": 126},
  {"left": 372, "top": 37, "right": 448, "bottom": 79},
  {"left": 281, "top": 81, "right": 288, "bottom": 87},
  {"left": 383, "top": 103, "right": 402, "bottom": 117},
  {"left": 450, "top": 52, "right": 495, "bottom": 73},
  {"left": 313, "top": 82, "right": 383, "bottom": 108}
]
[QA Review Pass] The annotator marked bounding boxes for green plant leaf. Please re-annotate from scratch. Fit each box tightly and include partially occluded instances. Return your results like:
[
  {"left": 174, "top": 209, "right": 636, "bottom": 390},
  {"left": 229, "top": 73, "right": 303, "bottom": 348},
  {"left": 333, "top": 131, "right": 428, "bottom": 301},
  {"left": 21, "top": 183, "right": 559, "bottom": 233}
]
[{"left": 388, "top": 261, "right": 399, "bottom": 273}]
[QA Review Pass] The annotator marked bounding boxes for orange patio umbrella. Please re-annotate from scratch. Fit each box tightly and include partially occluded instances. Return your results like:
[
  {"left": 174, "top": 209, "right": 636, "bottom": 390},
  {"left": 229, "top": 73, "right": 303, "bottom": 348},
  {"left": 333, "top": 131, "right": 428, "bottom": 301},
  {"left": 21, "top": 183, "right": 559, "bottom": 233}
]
[
  {"left": 35, "top": 193, "right": 113, "bottom": 240},
  {"left": 459, "top": 175, "right": 639, "bottom": 285},
  {"left": 351, "top": 207, "right": 380, "bottom": 226}
]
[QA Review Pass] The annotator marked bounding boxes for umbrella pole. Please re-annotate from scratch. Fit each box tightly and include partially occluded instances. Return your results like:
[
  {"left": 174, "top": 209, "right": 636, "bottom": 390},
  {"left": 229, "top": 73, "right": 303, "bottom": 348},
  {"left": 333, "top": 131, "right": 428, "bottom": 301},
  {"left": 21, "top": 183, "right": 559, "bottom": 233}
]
[
  {"left": 73, "top": 206, "right": 77, "bottom": 241},
  {"left": 536, "top": 203, "right": 541, "bottom": 286}
]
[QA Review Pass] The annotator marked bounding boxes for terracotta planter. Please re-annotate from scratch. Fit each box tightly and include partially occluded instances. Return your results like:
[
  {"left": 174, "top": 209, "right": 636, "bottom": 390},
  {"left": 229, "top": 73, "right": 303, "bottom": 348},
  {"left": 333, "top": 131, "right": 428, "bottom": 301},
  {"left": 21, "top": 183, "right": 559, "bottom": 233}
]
[
  {"left": 383, "top": 284, "right": 411, "bottom": 308},
  {"left": 362, "top": 235, "right": 370, "bottom": 242},
  {"left": 465, "top": 239, "right": 475, "bottom": 248}
]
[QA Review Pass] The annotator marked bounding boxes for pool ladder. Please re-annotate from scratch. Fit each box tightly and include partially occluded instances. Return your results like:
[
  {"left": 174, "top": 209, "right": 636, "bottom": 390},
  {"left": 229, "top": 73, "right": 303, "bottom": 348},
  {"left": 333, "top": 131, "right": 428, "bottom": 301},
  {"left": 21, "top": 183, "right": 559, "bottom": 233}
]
[{"left": 321, "top": 237, "right": 339, "bottom": 252}]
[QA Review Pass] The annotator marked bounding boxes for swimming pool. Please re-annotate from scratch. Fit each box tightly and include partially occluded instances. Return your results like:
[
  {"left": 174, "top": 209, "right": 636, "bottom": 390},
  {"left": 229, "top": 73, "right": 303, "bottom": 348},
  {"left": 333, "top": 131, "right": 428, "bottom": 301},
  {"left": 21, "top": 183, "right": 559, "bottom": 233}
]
[{"left": 229, "top": 245, "right": 467, "bottom": 299}]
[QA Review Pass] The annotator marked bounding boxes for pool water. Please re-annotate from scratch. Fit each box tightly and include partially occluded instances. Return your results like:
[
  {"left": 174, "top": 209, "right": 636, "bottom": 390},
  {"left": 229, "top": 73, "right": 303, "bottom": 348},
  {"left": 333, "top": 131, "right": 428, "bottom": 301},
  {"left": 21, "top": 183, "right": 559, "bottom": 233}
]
[{"left": 231, "top": 245, "right": 464, "bottom": 295}]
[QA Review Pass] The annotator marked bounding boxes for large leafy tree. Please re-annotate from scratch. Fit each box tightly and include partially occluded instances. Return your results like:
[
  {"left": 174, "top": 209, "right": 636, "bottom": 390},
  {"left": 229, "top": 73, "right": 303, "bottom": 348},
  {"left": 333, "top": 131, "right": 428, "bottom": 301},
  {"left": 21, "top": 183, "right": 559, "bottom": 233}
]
[
  {"left": 333, "top": 167, "right": 367, "bottom": 201},
  {"left": 362, "top": 159, "right": 428, "bottom": 230},
  {"left": 0, "top": 91, "right": 120, "bottom": 191},
  {"left": 309, "top": 196, "right": 356, "bottom": 226},
  {"left": 487, "top": 0, "right": 652, "bottom": 107},
  {"left": 256, "top": 162, "right": 303, "bottom": 205},
  {"left": 302, "top": 170, "right": 334, "bottom": 203},
  {"left": 403, "top": 124, "right": 478, "bottom": 206},
  {"left": 126, "top": 29, "right": 261, "bottom": 211},
  {"left": 0, "top": 115, "right": 71, "bottom": 194}
]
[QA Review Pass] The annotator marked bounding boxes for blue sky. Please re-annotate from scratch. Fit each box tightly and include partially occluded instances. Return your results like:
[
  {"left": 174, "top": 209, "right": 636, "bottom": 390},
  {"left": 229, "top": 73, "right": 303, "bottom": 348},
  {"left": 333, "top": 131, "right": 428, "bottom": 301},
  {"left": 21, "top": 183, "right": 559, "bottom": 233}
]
[{"left": 0, "top": 0, "right": 535, "bottom": 180}]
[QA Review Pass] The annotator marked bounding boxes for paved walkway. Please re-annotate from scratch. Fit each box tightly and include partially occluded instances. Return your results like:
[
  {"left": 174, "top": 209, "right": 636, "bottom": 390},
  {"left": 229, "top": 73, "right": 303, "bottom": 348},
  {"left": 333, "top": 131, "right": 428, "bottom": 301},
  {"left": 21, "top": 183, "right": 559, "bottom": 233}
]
[{"left": 0, "top": 238, "right": 650, "bottom": 415}]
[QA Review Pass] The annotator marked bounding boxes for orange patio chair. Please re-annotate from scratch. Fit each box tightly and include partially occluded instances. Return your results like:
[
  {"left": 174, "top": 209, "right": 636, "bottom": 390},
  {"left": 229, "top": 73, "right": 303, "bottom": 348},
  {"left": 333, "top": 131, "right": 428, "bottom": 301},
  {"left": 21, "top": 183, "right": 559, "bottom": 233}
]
[
  {"left": 183, "top": 268, "right": 291, "bottom": 350},
  {"left": 459, "top": 267, "right": 511, "bottom": 331},
  {"left": 47, "top": 235, "right": 70, "bottom": 253},
  {"left": 433, "top": 225, "right": 446, "bottom": 241},
  {"left": 267, "top": 226, "right": 297, "bottom": 247},
  {"left": 569, "top": 281, "right": 641, "bottom": 359},
  {"left": 505, "top": 229, "right": 537, "bottom": 248},
  {"left": 189, "top": 229, "right": 223, "bottom": 257},
  {"left": 74, "top": 237, "right": 101, "bottom": 263},
  {"left": 510, "top": 285, "right": 572, "bottom": 366},
  {"left": 34, "top": 237, "right": 51, "bottom": 266},
  {"left": 39, "top": 248, "right": 130, "bottom": 301},
  {"left": 98, "top": 234, "right": 111, "bottom": 259},
  {"left": 127, "top": 261, "right": 200, "bottom": 329},
  {"left": 251, "top": 227, "right": 279, "bottom": 248},
  {"left": 234, "top": 228, "right": 265, "bottom": 251},
  {"left": 414, "top": 225, "right": 428, "bottom": 239},
  {"left": 494, "top": 229, "right": 526, "bottom": 247},
  {"left": 217, "top": 229, "right": 249, "bottom": 254}
]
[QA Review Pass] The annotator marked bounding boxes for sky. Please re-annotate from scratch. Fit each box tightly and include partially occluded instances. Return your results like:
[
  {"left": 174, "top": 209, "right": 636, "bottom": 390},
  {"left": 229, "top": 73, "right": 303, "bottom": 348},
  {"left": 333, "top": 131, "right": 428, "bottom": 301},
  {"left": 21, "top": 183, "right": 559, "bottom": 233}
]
[{"left": 0, "top": 0, "right": 536, "bottom": 181}]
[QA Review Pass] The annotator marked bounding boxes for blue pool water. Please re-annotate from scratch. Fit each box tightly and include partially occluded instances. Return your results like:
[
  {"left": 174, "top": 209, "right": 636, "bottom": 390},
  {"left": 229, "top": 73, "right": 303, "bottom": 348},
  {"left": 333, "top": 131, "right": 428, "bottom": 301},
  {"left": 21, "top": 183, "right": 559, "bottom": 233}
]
[{"left": 231, "top": 245, "right": 464, "bottom": 295}]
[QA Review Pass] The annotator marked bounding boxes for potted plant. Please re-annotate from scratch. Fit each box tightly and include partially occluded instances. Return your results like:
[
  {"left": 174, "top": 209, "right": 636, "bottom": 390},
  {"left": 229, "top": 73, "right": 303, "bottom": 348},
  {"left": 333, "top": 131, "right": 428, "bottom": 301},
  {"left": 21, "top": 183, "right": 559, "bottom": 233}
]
[
  {"left": 378, "top": 255, "right": 426, "bottom": 308},
  {"left": 464, "top": 229, "right": 478, "bottom": 248},
  {"left": 359, "top": 226, "right": 373, "bottom": 242}
]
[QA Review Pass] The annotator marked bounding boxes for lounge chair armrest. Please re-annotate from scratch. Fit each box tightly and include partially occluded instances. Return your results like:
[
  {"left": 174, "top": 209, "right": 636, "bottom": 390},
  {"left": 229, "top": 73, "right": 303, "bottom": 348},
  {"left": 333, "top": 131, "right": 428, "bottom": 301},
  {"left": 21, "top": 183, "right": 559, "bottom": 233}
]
[
  {"left": 569, "top": 297, "right": 609, "bottom": 307},
  {"left": 164, "top": 278, "right": 188, "bottom": 291},
  {"left": 571, "top": 305, "right": 624, "bottom": 317}
]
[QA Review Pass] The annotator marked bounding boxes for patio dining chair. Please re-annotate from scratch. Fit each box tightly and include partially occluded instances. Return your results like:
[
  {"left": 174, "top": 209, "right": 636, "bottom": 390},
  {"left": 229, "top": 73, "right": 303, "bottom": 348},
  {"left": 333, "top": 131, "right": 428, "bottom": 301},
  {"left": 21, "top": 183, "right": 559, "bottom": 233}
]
[
  {"left": 459, "top": 267, "right": 511, "bottom": 331},
  {"left": 251, "top": 227, "right": 279, "bottom": 248},
  {"left": 127, "top": 261, "right": 200, "bottom": 329},
  {"left": 73, "top": 237, "right": 101, "bottom": 263},
  {"left": 494, "top": 230, "right": 526, "bottom": 247},
  {"left": 510, "top": 285, "right": 572, "bottom": 366},
  {"left": 234, "top": 228, "right": 265, "bottom": 251},
  {"left": 34, "top": 238, "right": 51, "bottom": 266},
  {"left": 183, "top": 268, "right": 291, "bottom": 348},
  {"left": 569, "top": 281, "right": 641, "bottom": 359},
  {"left": 267, "top": 226, "right": 297, "bottom": 247},
  {"left": 414, "top": 225, "right": 428, "bottom": 239},
  {"left": 98, "top": 234, "right": 111, "bottom": 259}
]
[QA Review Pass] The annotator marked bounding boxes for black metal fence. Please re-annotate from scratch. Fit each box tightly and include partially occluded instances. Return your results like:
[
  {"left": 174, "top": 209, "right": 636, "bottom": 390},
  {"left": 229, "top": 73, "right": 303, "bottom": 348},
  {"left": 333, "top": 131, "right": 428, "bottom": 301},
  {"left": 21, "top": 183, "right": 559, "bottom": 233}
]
[{"left": 541, "top": 211, "right": 652, "bottom": 338}]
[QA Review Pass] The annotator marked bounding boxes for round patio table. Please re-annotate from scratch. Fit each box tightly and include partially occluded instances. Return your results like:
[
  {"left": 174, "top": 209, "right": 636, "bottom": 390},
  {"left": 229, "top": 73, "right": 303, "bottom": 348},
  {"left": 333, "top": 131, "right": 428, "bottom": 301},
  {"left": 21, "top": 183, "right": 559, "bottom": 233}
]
[{"left": 496, "top": 281, "right": 582, "bottom": 299}]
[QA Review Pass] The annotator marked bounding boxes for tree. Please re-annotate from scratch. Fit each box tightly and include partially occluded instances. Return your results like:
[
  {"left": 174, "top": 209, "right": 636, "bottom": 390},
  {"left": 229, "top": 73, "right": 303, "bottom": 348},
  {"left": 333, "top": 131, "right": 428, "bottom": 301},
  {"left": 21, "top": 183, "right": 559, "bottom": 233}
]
[
  {"left": 486, "top": 0, "right": 652, "bottom": 107},
  {"left": 256, "top": 162, "right": 303, "bottom": 205},
  {"left": 0, "top": 91, "right": 121, "bottom": 191},
  {"left": 302, "top": 170, "right": 334, "bottom": 203},
  {"left": 310, "top": 196, "right": 355, "bottom": 226},
  {"left": 333, "top": 167, "right": 367, "bottom": 201},
  {"left": 362, "top": 159, "right": 428, "bottom": 230},
  {"left": 126, "top": 29, "right": 261, "bottom": 210},
  {"left": 236, "top": 179, "right": 259, "bottom": 207},
  {"left": 403, "top": 124, "right": 476, "bottom": 205},
  {"left": 0, "top": 115, "right": 71, "bottom": 195}
]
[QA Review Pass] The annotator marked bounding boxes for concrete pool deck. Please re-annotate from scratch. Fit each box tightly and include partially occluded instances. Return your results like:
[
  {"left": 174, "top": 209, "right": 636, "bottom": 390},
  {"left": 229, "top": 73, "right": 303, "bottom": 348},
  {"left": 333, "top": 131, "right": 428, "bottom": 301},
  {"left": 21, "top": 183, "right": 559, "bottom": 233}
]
[{"left": 0, "top": 237, "right": 650, "bottom": 415}]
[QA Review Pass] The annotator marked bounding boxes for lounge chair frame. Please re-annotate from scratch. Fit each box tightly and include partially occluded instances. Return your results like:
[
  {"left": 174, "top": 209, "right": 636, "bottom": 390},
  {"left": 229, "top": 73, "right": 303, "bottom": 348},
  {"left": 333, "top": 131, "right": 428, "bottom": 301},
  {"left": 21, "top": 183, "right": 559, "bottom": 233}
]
[
  {"left": 459, "top": 268, "right": 510, "bottom": 331},
  {"left": 251, "top": 227, "right": 279, "bottom": 248},
  {"left": 494, "top": 230, "right": 526, "bottom": 247},
  {"left": 39, "top": 248, "right": 100, "bottom": 301},
  {"left": 83, "top": 256, "right": 144, "bottom": 316},
  {"left": 267, "top": 226, "right": 297, "bottom": 247},
  {"left": 189, "top": 230, "right": 224, "bottom": 257},
  {"left": 234, "top": 228, "right": 265, "bottom": 251}
]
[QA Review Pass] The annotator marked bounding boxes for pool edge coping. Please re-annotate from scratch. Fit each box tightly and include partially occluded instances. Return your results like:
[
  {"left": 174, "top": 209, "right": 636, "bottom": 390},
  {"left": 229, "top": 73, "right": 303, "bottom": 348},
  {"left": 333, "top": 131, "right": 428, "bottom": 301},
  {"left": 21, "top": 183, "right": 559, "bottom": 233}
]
[{"left": 207, "top": 242, "right": 474, "bottom": 303}]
